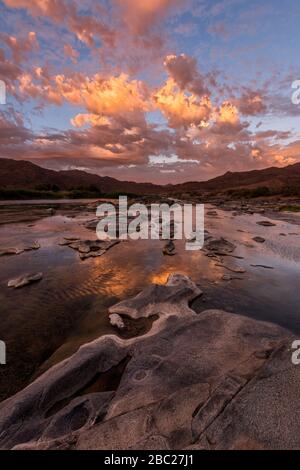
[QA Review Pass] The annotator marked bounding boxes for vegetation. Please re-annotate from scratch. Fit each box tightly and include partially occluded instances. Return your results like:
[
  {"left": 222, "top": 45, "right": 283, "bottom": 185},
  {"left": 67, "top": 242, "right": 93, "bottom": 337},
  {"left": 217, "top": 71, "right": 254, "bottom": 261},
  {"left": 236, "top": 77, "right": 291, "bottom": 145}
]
[
  {"left": 225, "top": 185, "right": 300, "bottom": 199},
  {"left": 0, "top": 187, "right": 139, "bottom": 200},
  {"left": 279, "top": 205, "right": 300, "bottom": 212}
]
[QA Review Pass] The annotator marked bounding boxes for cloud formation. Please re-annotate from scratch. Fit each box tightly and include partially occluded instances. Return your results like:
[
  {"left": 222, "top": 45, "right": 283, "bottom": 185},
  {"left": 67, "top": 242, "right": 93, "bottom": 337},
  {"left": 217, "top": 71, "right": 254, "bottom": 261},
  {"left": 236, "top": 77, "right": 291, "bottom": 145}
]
[{"left": 0, "top": 0, "right": 299, "bottom": 183}]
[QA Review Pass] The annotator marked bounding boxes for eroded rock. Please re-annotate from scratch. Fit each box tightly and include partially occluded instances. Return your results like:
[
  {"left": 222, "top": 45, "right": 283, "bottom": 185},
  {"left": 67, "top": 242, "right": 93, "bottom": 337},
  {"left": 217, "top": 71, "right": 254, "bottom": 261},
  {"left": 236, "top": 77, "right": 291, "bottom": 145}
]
[
  {"left": 109, "top": 273, "right": 202, "bottom": 319},
  {"left": 8, "top": 272, "right": 43, "bottom": 289},
  {"left": 65, "top": 239, "right": 120, "bottom": 260},
  {"left": 0, "top": 275, "right": 297, "bottom": 451}
]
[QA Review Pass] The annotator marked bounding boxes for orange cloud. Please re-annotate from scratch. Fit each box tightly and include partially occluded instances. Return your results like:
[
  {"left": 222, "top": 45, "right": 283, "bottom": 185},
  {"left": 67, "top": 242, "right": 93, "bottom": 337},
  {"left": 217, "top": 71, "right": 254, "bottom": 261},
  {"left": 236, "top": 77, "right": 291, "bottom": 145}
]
[
  {"left": 71, "top": 114, "right": 111, "bottom": 128},
  {"left": 81, "top": 73, "right": 150, "bottom": 118},
  {"left": 18, "top": 71, "right": 150, "bottom": 125},
  {"left": 217, "top": 101, "right": 240, "bottom": 125},
  {"left": 154, "top": 78, "right": 212, "bottom": 128}
]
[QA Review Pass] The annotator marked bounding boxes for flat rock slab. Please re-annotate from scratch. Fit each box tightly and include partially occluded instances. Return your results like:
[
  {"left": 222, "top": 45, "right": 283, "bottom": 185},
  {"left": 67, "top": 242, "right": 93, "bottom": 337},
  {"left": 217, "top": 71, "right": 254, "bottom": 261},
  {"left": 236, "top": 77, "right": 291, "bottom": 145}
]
[
  {"left": 0, "top": 242, "right": 40, "bottom": 257},
  {"left": 64, "top": 239, "right": 120, "bottom": 260},
  {"left": 205, "top": 237, "right": 236, "bottom": 254},
  {"left": 7, "top": 272, "right": 43, "bottom": 289}
]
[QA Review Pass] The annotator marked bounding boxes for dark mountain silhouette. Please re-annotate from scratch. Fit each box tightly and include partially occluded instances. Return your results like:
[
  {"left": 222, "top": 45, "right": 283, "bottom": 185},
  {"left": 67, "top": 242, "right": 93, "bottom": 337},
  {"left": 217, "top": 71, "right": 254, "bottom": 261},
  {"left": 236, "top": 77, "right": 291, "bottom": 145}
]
[
  {"left": 172, "top": 163, "right": 300, "bottom": 194},
  {"left": 0, "top": 158, "right": 160, "bottom": 195},
  {"left": 1, "top": 158, "right": 300, "bottom": 197}
]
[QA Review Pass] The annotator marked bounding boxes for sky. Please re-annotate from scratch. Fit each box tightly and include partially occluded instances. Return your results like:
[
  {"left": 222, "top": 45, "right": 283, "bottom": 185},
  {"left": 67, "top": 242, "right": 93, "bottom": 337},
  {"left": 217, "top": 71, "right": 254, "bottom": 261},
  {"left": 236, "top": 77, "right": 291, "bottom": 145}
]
[{"left": 0, "top": 0, "right": 300, "bottom": 184}]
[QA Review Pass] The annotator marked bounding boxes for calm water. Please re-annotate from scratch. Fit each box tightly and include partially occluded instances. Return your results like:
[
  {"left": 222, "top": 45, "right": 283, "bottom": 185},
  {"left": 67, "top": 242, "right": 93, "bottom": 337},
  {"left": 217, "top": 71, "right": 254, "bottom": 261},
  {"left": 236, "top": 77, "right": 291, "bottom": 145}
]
[{"left": 0, "top": 201, "right": 300, "bottom": 400}]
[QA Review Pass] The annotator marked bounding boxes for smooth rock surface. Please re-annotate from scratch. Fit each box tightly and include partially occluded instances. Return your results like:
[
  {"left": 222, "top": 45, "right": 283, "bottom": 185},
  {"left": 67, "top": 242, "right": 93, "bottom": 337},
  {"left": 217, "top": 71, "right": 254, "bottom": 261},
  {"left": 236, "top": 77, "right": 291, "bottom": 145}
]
[{"left": 0, "top": 274, "right": 297, "bottom": 451}]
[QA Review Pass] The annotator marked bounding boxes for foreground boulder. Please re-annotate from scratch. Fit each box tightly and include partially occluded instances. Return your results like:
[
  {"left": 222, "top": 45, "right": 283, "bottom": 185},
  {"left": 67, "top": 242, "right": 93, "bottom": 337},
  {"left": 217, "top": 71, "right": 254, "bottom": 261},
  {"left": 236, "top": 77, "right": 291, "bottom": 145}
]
[{"left": 0, "top": 274, "right": 298, "bottom": 450}]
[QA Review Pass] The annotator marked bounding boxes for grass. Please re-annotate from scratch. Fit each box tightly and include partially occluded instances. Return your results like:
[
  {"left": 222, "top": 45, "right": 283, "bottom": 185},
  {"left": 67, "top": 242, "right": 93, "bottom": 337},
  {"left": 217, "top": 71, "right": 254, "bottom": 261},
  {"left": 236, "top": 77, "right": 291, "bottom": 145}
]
[
  {"left": 279, "top": 205, "right": 300, "bottom": 212},
  {"left": 226, "top": 186, "right": 300, "bottom": 199}
]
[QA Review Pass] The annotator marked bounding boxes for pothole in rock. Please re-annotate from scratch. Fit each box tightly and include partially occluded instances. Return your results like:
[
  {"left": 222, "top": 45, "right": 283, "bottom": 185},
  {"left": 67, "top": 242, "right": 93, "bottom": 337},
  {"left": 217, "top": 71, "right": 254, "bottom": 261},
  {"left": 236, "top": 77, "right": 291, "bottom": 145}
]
[
  {"left": 45, "top": 355, "right": 131, "bottom": 419},
  {"left": 113, "top": 314, "right": 159, "bottom": 339}
]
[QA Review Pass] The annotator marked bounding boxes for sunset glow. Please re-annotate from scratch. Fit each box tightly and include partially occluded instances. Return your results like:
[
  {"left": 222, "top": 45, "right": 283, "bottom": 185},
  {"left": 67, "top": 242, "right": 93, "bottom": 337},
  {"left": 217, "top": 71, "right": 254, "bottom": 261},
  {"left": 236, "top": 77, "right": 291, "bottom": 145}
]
[{"left": 1, "top": 0, "right": 300, "bottom": 183}]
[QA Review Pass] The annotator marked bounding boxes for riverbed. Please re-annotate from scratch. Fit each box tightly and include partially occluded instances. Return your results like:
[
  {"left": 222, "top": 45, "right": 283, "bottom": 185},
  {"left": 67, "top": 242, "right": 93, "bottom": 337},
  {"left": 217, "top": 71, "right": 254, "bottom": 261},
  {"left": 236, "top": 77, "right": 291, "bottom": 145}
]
[{"left": 0, "top": 200, "right": 299, "bottom": 401}]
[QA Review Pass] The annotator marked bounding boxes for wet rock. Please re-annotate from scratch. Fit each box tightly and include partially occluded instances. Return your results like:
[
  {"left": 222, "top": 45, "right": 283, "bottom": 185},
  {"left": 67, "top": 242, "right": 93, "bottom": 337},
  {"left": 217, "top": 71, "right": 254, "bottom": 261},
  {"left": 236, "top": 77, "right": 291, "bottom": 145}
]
[
  {"left": 253, "top": 236, "right": 266, "bottom": 244},
  {"left": 256, "top": 220, "right": 276, "bottom": 227},
  {"left": 0, "top": 247, "right": 24, "bottom": 256},
  {"left": 109, "top": 273, "right": 202, "bottom": 320},
  {"left": 8, "top": 272, "right": 43, "bottom": 289},
  {"left": 25, "top": 241, "right": 40, "bottom": 251},
  {"left": 206, "top": 210, "right": 218, "bottom": 217},
  {"left": 67, "top": 240, "right": 120, "bottom": 260},
  {"left": 0, "top": 241, "right": 40, "bottom": 257},
  {"left": 59, "top": 238, "right": 80, "bottom": 246},
  {"left": 79, "top": 250, "right": 106, "bottom": 260},
  {"left": 216, "top": 264, "right": 246, "bottom": 274},
  {"left": 162, "top": 240, "right": 176, "bottom": 256},
  {"left": 205, "top": 237, "right": 236, "bottom": 255}
]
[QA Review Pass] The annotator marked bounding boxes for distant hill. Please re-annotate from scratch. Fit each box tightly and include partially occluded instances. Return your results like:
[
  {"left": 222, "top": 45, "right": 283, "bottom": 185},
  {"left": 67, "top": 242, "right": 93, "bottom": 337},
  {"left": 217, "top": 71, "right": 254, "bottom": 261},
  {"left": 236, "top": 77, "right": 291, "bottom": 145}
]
[
  {"left": 169, "top": 163, "right": 300, "bottom": 197},
  {"left": 0, "top": 158, "right": 300, "bottom": 199},
  {"left": 0, "top": 158, "right": 161, "bottom": 196}
]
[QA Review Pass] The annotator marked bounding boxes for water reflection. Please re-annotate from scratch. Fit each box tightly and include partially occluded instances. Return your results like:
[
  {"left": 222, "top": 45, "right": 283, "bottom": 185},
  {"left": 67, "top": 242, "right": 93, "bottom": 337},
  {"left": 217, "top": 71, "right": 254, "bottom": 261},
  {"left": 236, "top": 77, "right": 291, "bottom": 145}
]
[{"left": 0, "top": 203, "right": 300, "bottom": 400}]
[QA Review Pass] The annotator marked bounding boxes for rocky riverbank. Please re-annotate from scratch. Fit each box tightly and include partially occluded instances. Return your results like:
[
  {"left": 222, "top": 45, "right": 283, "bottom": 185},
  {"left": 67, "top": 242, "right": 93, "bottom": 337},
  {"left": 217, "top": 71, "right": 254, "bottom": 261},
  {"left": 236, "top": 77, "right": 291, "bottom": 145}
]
[{"left": 0, "top": 273, "right": 298, "bottom": 450}]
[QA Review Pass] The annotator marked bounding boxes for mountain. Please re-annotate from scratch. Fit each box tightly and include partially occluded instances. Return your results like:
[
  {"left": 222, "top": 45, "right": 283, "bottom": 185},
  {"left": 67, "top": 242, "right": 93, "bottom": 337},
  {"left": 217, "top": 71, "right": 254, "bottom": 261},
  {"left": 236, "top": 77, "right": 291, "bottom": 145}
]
[
  {"left": 1, "top": 158, "right": 300, "bottom": 198},
  {"left": 0, "top": 158, "right": 161, "bottom": 195},
  {"left": 169, "top": 163, "right": 300, "bottom": 196}
]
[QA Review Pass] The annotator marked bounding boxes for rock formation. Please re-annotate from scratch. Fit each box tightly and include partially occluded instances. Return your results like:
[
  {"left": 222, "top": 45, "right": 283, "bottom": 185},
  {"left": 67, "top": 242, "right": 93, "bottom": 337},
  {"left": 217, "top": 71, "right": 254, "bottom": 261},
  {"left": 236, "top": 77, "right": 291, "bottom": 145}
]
[{"left": 0, "top": 274, "right": 297, "bottom": 450}]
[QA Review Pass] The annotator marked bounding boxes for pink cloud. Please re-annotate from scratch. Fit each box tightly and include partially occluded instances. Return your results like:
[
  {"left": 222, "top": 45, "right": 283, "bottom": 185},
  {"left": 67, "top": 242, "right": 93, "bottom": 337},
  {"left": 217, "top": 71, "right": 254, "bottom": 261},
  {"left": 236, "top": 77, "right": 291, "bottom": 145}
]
[
  {"left": 114, "top": 0, "right": 183, "bottom": 35},
  {"left": 2, "top": 0, "right": 115, "bottom": 47}
]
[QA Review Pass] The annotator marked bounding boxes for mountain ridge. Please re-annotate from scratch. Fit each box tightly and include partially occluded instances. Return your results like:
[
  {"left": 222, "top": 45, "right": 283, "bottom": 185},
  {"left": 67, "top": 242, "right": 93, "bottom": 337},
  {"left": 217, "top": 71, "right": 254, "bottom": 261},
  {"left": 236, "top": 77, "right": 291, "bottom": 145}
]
[{"left": 1, "top": 158, "right": 300, "bottom": 197}]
